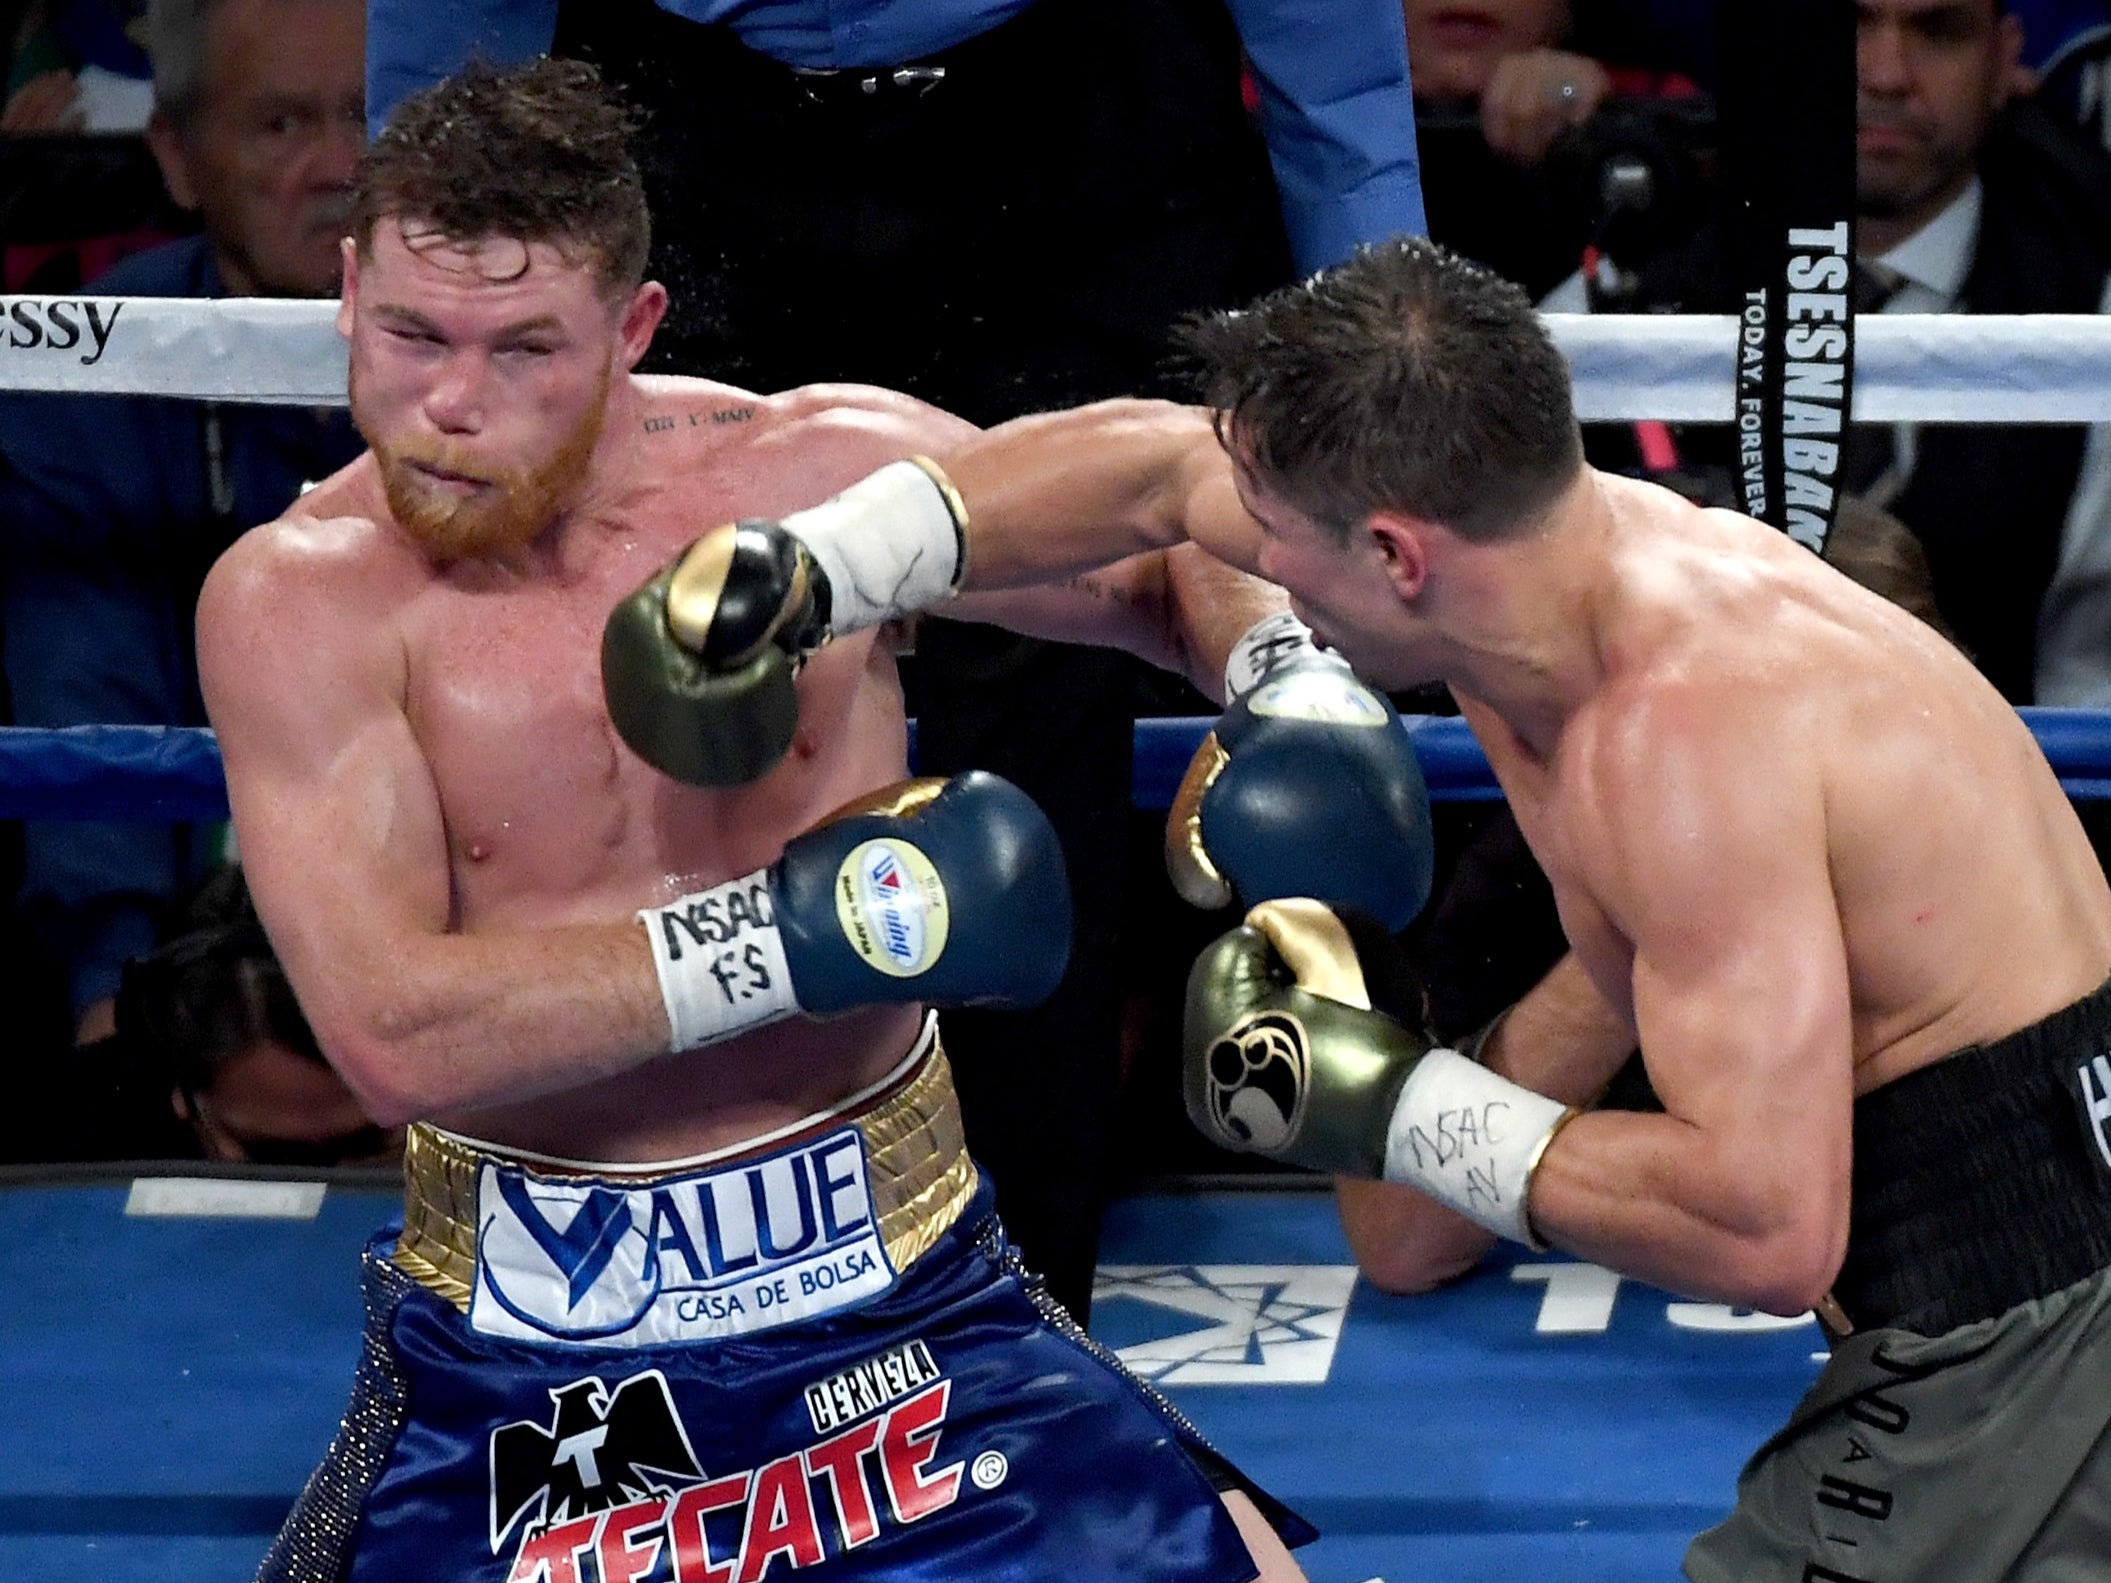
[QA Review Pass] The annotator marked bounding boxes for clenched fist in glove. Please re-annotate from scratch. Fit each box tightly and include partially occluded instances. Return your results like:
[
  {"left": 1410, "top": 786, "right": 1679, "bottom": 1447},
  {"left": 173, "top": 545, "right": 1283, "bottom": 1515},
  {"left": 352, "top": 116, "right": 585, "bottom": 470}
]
[
  {"left": 1184, "top": 898, "right": 1575, "bottom": 1247},
  {"left": 603, "top": 457, "right": 969, "bottom": 786},
  {"left": 640, "top": 770, "right": 1071, "bottom": 1052}
]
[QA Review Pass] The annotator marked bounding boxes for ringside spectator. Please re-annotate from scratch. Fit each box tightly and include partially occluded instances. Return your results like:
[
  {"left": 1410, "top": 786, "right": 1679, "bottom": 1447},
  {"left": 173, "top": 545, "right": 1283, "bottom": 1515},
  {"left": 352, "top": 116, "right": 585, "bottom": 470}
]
[
  {"left": 1543, "top": 0, "right": 2111, "bottom": 713},
  {"left": 0, "top": 0, "right": 365, "bottom": 1052},
  {"left": 1406, "top": 0, "right": 1702, "bottom": 298},
  {"left": 123, "top": 864, "right": 400, "bottom": 1167},
  {"left": 1, "top": 0, "right": 151, "bottom": 133}
]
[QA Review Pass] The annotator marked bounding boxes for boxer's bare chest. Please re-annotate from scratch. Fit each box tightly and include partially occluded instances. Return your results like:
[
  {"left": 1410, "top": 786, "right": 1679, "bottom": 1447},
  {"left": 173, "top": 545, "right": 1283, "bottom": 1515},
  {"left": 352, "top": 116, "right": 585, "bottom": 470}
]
[
  {"left": 1463, "top": 702, "right": 1640, "bottom": 1025},
  {"left": 395, "top": 435, "right": 895, "bottom": 924}
]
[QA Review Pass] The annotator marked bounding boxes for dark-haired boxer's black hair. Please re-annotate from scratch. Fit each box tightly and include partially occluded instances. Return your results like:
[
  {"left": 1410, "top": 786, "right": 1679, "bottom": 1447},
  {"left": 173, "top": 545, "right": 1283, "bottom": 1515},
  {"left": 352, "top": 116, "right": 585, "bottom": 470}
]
[{"left": 1179, "top": 236, "right": 1583, "bottom": 544}]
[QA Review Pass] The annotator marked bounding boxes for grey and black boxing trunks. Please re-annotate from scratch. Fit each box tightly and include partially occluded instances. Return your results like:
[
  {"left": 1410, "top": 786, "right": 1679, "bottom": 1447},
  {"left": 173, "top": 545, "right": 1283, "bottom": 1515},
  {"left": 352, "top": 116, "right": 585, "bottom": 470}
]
[
  {"left": 1686, "top": 974, "right": 2111, "bottom": 1582},
  {"left": 257, "top": 1019, "right": 1313, "bottom": 1582}
]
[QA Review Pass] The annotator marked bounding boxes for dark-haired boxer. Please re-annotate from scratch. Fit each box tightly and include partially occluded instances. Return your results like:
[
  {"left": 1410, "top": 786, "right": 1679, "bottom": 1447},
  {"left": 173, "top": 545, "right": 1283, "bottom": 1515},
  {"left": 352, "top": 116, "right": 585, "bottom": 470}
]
[
  {"left": 705, "top": 237, "right": 2111, "bottom": 1581},
  {"left": 198, "top": 58, "right": 1449, "bottom": 1583}
]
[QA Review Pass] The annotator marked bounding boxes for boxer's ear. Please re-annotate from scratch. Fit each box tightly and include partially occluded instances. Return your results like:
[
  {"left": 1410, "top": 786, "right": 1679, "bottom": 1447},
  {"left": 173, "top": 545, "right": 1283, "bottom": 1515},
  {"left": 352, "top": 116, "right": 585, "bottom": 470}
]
[
  {"left": 337, "top": 240, "right": 360, "bottom": 338},
  {"left": 1365, "top": 511, "right": 1430, "bottom": 600},
  {"left": 616, "top": 280, "right": 668, "bottom": 369},
  {"left": 145, "top": 109, "right": 200, "bottom": 213}
]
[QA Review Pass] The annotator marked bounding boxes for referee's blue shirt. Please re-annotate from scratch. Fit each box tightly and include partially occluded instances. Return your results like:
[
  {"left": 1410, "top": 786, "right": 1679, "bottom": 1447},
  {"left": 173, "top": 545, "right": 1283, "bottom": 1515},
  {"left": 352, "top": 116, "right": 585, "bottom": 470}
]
[{"left": 364, "top": 0, "right": 1426, "bottom": 271}]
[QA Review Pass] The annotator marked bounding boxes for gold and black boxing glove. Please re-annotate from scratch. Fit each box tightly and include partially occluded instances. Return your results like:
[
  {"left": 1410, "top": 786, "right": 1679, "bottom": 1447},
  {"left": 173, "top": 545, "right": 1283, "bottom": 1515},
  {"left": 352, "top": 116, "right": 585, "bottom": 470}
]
[
  {"left": 602, "top": 457, "right": 969, "bottom": 787},
  {"left": 1184, "top": 898, "right": 1577, "bottom": 1247}
]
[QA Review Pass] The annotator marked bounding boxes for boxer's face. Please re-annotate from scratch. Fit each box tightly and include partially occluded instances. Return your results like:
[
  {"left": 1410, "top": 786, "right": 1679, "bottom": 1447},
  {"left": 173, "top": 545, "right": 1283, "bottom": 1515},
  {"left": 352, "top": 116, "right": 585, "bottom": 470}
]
[
  {"left": 1234, "top": 464, "right": 1431, "bottom": 689},
  {"left": 340, "top": 220, "right": 661, "bottom": 560},
  {"left": 1856, "top": 0, "right": 2021, "bottom": 226}
]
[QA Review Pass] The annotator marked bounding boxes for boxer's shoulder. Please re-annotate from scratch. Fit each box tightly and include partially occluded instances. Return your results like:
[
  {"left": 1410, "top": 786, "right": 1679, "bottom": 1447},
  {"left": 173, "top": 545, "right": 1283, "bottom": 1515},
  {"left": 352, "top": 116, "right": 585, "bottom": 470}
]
[
  {"left": 626, "top": 376, "right": 969, "bottom": 507},
  {"left": 209, "top": 461, "right": 428, "bottom": 619},
  {"left": 750, "top": 382, "right": 978, "bottom": 480}
]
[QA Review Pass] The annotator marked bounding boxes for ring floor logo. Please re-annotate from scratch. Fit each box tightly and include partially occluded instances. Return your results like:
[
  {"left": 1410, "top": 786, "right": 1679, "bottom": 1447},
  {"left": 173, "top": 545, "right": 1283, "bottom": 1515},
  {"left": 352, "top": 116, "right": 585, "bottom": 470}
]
[
  {"left": 1091, "top": 1259, "right": 1825, "bottom": 1387},
  {"left": 1090, "top": 1265, "right": 1360, "bottom": 1385}
]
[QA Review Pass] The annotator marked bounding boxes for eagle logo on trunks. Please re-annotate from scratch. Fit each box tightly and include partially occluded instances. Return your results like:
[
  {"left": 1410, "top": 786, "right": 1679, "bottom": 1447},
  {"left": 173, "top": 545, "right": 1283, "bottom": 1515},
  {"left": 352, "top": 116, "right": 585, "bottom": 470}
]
[
  {"left": 1206, "top": 1011, "right": 1310, "bottom": 1151},
  {"left": 470, "top": 1127, "right": 897, "bottom": 1347},
  {"left": 2078, "top": 1051, "right": 2111, "bottom": 1180},
  {"left": 488, "top": 1360, "right": 973, "bottom": 1580},
  {"left": 490, "top": 1371, "right": 702, "bottom": 1554},
  {"left": 833, "top": 838, "right": 949, "bottom": 977}
]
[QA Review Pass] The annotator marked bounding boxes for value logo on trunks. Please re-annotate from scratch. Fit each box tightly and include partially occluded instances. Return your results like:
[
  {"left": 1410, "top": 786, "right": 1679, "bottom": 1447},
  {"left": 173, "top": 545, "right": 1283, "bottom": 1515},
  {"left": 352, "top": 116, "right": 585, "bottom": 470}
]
[
  {"left": 470, "top": 1128, "right": 896, "bottom": 1347},
  {"left": 2078, "top": 1052, "right": 2111, "bottom": 1180},
  {"left": 488, "top": 1363, "right": 970, "bottom": 1582}
]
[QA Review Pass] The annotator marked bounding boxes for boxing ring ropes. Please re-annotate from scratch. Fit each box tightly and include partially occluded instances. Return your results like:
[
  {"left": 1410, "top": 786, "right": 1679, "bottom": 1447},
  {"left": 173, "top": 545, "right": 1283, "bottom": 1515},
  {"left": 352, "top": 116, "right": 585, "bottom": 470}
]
[
  {"left": 6, "top": 304, "right": 2111, "bottom": 1583},
  {"left": 3, "top": 300, "right": 2111, "bottom": 817}
]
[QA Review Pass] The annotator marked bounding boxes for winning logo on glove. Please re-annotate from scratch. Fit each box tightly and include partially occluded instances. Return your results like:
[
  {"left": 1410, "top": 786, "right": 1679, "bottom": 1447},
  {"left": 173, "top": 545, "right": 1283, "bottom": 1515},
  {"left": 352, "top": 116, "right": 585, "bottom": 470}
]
[
  {"left": 833, "top": 838, "right": 950, "bottom": 977},
  {"left": 1245, "top": 671, "right": 1393, "bottom": 728},
  {"left": 1204, "top": 1011, "right": 1311, "bottom": 1152}
]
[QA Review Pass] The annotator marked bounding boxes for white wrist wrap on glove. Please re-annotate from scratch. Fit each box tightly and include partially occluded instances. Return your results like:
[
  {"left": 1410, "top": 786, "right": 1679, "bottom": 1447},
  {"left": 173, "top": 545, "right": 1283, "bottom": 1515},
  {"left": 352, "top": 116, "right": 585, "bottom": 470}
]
[
  {"left": 1223, "top": 611, "right": 1356, "bottom": 702},
  {"left": 639, "top": 869, "right": 800, "bottom": 1052},
  {"left": 1380, "top": 1047, "right": 1576, "bottom": 1247},
  {"left": 783, "top": 458, "right": 968, "bottom": 637}
]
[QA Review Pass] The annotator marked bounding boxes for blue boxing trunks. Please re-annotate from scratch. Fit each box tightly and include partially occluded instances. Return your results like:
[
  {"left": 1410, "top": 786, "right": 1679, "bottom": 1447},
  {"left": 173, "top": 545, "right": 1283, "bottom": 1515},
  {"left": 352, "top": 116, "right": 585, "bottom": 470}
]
[{"left": 257, "top": 1020, "right": 1311, "bottom": 1582}]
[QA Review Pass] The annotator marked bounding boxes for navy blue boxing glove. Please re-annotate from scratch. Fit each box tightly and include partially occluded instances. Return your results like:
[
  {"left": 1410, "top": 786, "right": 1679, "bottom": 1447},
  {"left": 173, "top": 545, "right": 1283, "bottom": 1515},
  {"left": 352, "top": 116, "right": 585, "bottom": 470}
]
[
  {"left": 1167, "top": 613, "right": 1434, "bottom": 932},
  {"left": 639, "top": 771, "right": 1072, "bottom": 1050}
]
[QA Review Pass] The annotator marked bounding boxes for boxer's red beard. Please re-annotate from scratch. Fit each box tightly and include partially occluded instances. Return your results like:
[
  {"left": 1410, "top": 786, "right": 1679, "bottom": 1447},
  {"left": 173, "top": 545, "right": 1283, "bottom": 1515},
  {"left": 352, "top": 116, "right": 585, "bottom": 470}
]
[{"left": 353, "top": 366, "right": 610, "bottom": 562}]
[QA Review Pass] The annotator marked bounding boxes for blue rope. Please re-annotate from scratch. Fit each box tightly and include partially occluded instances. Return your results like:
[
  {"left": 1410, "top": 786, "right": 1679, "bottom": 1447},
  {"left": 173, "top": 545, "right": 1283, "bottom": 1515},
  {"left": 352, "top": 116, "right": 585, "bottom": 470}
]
[{"left": 3, "top": 710, "right": 2108, "bottom": 819}]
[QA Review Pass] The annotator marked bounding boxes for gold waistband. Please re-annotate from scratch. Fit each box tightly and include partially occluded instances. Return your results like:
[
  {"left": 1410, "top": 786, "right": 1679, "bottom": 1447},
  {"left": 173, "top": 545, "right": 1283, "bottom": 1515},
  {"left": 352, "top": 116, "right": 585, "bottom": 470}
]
[{"left": 393, "top": 1039, "right": 978, "bottom": 1312}]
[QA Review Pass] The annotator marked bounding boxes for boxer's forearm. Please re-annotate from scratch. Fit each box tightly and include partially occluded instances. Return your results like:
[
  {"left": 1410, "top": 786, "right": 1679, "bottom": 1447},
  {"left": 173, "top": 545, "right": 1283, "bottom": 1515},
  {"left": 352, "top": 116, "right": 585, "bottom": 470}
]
[
  {"left": 1524, "top": 1107, "right": 1850, "bottom": 1317},
  {"left": 1484, "top": 955, "right": 1849, "bottom": 1312},
  {"left": 943, "top": 400, "right": 1255, "bottom": 588},
  {"left": 1477, "top": 952, "right": 1639, "bottom": 1104},
  {"left": 1334, "top": 954, "right": 1637, "bottom": 1294},
  {"left": 1336, "top": 1176, "right": 1498, "bottom": 1294},
  {"left": 1162, "top": 544, "right": 1291, "bottom": 705},
  {"left": 297, "top": 918, "right": 680, "bottom": 1128}
]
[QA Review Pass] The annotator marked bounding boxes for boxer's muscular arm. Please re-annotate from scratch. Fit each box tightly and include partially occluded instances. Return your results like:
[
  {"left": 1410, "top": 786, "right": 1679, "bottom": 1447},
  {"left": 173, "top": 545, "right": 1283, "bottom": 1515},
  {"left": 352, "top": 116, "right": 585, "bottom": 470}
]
[
  {"left": 943, "top": 399, "right": 1264, "bottom": 585},
  {"left": 952, "top": 541, "right": 1287, "bottom": 705},
  {"left": 1522, "top": 689, "right": 1855, "bottom": 1314},
  {"left": 1337, "top": 953, "right": 1638, "bottom": 1293},
  {"left": 798, "top": 393, "right": 1283, "bottom": 698},
  {"left": 198, "top": 523, "right": 676, "bottom": 1128}
]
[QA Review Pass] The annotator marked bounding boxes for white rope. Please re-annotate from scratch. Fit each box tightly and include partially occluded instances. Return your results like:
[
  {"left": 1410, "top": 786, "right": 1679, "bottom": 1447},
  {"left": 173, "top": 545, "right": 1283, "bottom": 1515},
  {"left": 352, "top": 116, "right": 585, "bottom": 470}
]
[
  {"left": 3, "top": 295, "right": 2111, "bottom": 421},
  {"left": 1555, "top": 313, "right": 2111, "bottom": 423},
  {"left": 0, "top": 295, "right": 346, "bottom": 405}
]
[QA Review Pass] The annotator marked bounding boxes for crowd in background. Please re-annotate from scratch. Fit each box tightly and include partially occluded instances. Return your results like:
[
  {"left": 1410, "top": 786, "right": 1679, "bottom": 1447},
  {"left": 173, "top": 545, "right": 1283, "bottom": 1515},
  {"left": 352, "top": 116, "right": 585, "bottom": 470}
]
[{"left": 2, "top": 0, "right": 2110, "bottom": 1249}]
